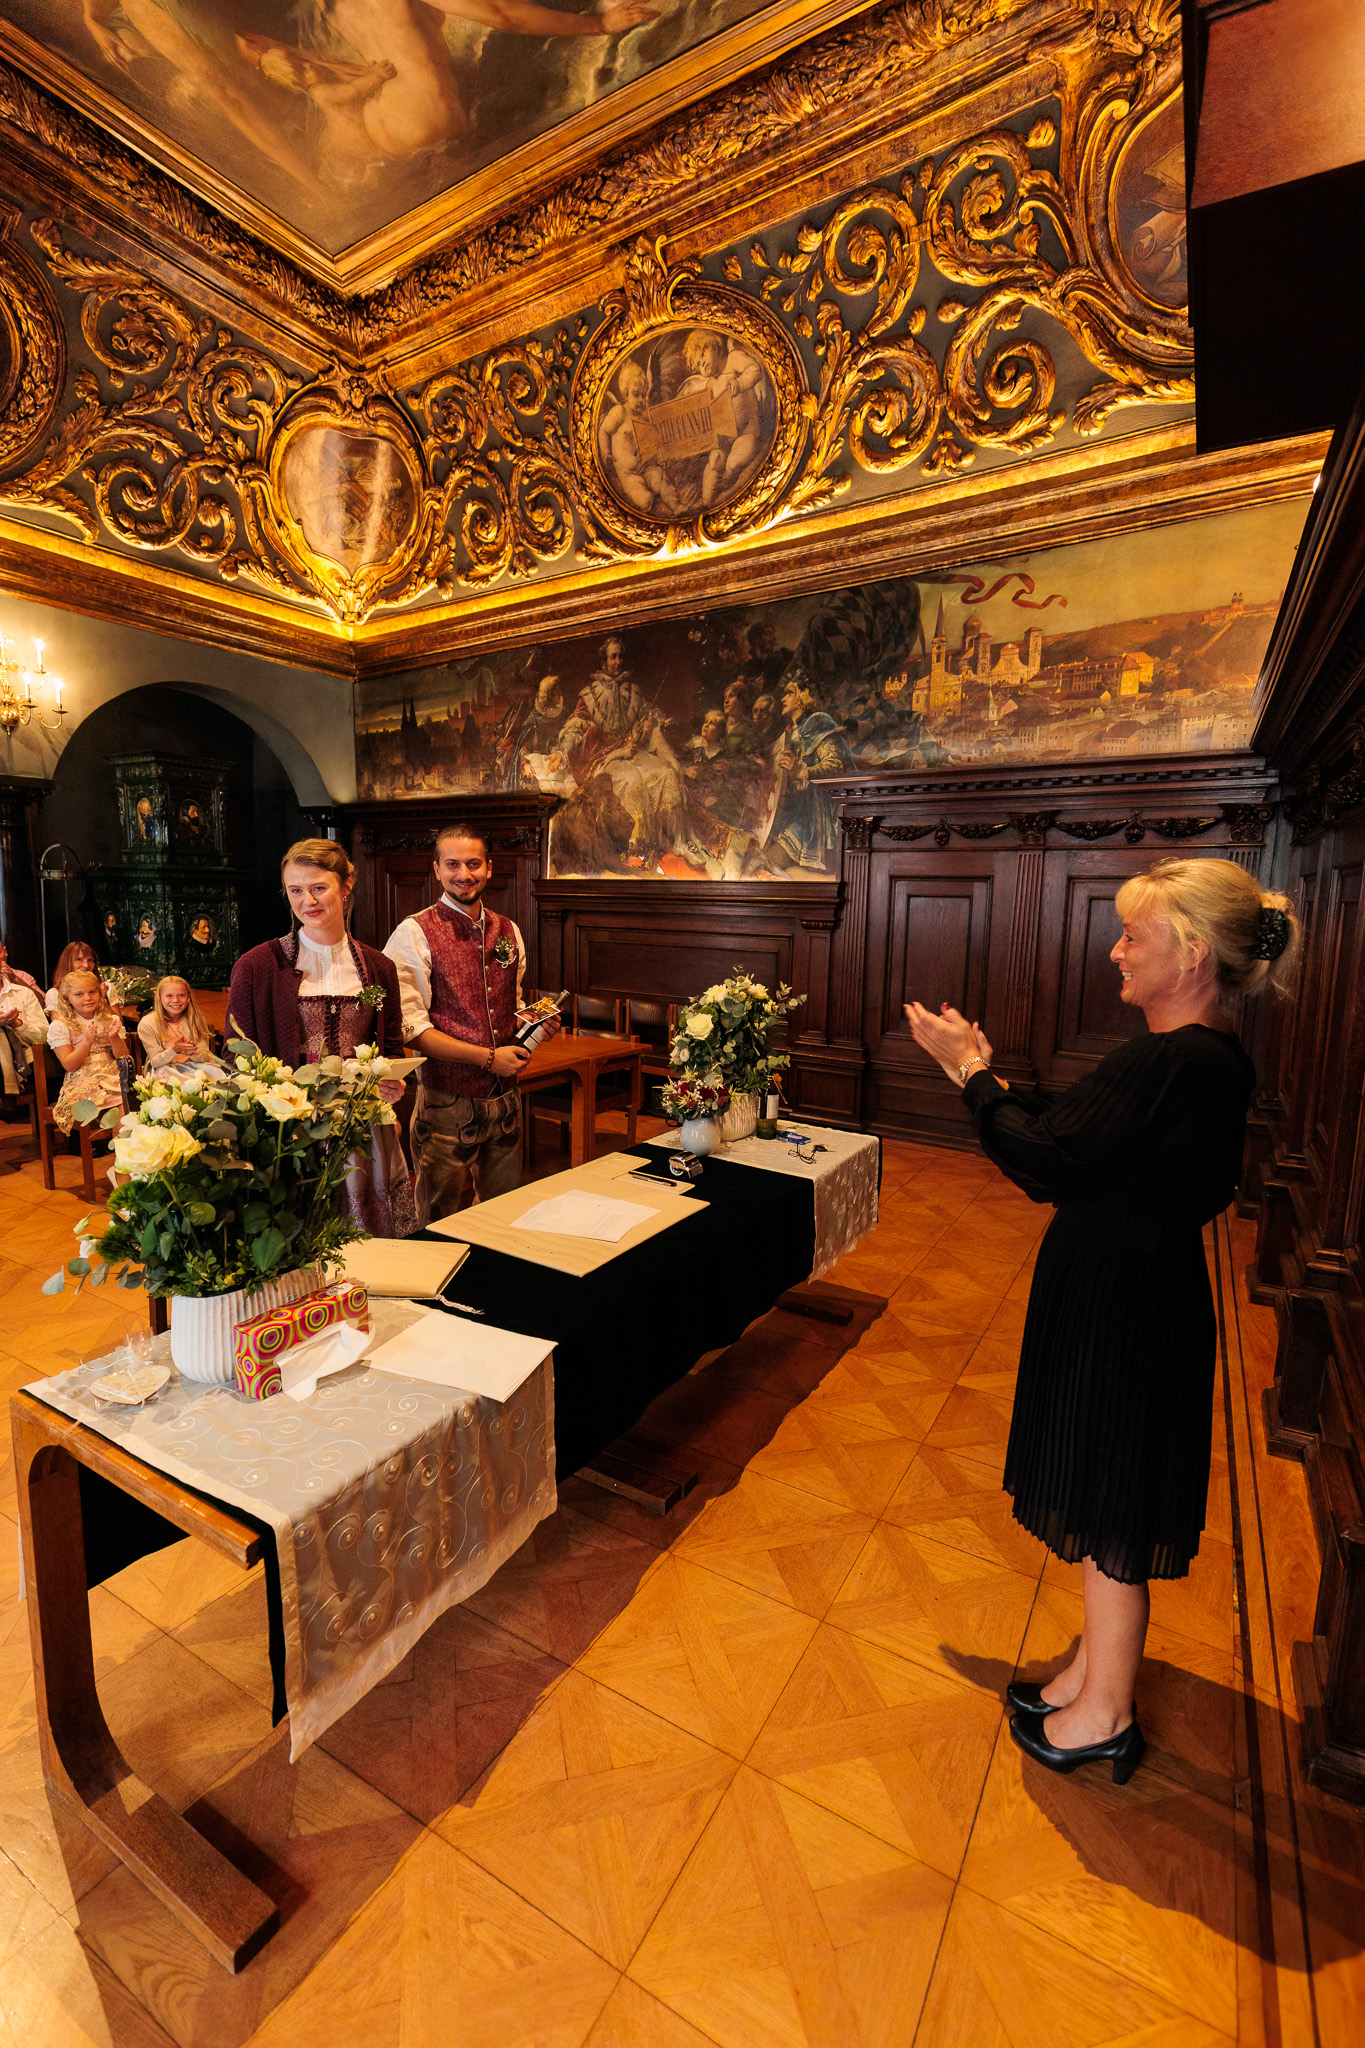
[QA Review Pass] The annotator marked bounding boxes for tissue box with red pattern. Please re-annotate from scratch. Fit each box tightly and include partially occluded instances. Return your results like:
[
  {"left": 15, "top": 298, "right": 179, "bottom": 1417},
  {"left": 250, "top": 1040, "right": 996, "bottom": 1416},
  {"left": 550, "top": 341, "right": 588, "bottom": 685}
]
[{"left": 233, "top": 1281, "right": 370, "bottom": 1399}]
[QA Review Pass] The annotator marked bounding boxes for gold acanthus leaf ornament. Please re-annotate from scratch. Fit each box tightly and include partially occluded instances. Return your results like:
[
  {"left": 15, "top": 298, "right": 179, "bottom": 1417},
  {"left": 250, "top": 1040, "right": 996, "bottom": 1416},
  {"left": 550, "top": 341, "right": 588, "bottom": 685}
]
[
  {"left": 0, "top": 220, "right": 312, "bottom": 596},
  {"left": 0, "top": 217, "right": 65, "bottom": 473}
]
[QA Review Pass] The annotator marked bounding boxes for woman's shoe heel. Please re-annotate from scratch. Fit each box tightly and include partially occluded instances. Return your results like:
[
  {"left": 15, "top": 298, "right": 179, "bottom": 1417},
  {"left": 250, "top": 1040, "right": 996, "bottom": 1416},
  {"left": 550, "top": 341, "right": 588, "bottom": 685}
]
[{"left": 1110, "top": 1724, "right": 1145, "bottom": 1785}]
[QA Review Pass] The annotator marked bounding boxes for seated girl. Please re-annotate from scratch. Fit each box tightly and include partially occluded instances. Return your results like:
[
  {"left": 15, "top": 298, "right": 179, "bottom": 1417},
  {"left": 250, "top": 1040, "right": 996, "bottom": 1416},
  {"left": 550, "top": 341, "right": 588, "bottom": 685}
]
[
  {"left": 47, "top": 971, "right": 131, "bottom": 1135},
  {"left": 45, "top": 941, "right": 115, "bottom": 1018},
  {"left": 137, "top": 977, "right": 225, "bottom": 1079}
]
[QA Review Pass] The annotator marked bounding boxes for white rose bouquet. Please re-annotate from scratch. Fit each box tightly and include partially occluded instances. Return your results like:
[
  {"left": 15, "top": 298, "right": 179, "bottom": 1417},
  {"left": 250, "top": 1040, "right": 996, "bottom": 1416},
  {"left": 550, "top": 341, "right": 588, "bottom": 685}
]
[
  {"left": 667, "top": 973, "right": 805, "bottom": 1094},
  {"left": 45, "top": 1034, "right": 399, "bottom": 1302}
]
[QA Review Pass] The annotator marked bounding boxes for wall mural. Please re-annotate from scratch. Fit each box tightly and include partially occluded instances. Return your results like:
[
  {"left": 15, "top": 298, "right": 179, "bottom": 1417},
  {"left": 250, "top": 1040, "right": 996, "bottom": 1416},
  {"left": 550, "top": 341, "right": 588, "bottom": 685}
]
[
  {"left": 0, "top": 0, "right": 770, "bottom": 254},
  {"left": 354, "top": 497, "right": 1311, "bottom": 879}
]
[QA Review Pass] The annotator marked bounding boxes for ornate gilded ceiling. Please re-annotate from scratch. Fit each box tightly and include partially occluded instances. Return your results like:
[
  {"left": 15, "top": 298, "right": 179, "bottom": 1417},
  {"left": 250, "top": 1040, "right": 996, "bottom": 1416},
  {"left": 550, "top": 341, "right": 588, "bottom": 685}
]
[{"left": 0, "top": 0, "right": 1326, "bottom": 673}]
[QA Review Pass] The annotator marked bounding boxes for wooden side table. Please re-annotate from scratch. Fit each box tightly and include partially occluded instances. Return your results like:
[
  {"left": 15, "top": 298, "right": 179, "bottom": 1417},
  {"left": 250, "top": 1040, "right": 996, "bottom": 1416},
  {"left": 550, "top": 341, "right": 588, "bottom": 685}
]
[{"left": 11, "top": 1391, "right": 278, "bottom": 1973}]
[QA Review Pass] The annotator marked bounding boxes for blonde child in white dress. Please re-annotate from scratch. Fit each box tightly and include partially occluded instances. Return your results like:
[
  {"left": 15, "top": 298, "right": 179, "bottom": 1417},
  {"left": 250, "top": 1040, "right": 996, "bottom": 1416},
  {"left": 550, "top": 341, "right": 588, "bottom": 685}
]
[{"left": 47, "top": 972, "right": 130, "bottom": 1134}]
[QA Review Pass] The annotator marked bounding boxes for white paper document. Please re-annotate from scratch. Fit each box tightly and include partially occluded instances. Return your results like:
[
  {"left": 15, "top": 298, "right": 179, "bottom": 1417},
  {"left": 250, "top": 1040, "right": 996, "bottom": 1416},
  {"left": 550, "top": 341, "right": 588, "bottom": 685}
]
[
  {"left": 365, "top": 1310, "right": 553, "bottom": 1403},
  {"left": 515, "top": 1190, "right": 660, "bottom": 1243}
]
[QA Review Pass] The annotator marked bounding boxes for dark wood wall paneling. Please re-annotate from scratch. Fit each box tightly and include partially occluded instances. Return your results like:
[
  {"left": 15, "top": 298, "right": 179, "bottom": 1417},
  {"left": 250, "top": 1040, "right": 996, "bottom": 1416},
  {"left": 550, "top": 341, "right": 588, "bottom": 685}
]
[
  {"left": 817, "top": 755, "right": 1280, "bottom": 1147},
  {"left": 1243, "top": 361, "right": 1365, "bottom": 1805}
]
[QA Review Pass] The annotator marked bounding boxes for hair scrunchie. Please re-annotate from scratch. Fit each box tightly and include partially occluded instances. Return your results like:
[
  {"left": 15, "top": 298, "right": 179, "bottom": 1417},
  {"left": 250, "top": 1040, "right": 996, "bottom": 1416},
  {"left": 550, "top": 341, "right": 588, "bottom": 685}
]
[{"left": 1251, "top": 906, "right": 1291, "bottom": 960}]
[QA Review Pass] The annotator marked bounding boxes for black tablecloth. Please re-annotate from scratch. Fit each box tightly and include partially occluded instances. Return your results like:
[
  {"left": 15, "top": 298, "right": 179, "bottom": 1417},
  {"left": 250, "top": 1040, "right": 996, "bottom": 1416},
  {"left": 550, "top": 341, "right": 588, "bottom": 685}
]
[{"left": 418, "top": 1144, "right": 817, "bottom": 1476}]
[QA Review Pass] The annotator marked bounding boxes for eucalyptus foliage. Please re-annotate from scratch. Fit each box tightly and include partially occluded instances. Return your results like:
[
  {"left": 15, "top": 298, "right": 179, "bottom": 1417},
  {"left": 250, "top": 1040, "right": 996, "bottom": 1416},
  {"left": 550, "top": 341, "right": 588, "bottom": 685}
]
[{"left": 43, "top": 1038, "right": 400, "bottom": 1301}]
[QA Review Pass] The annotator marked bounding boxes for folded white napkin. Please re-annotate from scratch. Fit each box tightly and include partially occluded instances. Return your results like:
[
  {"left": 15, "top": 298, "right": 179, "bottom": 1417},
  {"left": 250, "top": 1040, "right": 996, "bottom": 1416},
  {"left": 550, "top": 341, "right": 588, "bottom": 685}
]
[
  {"left": 365, "top": 1309, "right": 553, "bottom": 1402},
  {"left": 516, "top": 1189, "right": 659, "bottom": 1243},
  {"left": 279, "top": 1321, "right": 372, "bottom": 1401}
]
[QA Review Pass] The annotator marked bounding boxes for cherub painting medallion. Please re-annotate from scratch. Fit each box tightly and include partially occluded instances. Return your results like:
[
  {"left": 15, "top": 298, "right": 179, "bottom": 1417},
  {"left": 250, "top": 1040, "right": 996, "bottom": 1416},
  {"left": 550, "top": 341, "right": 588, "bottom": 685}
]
[{"left": 595, "top": 322, "right": 779, "bottom": 522}]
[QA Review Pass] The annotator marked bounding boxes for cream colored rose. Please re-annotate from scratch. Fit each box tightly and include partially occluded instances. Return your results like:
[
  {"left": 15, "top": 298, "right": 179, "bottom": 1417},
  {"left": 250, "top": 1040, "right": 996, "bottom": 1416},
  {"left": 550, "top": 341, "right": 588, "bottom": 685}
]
[
  {"left": 111, "top": 1123, "right": 203, "bottom": 1178},
  {"left": 685, "top": 1013, "right": 714, "bottom": 1040},
  {"left": 257, "top": 1082, "right": 312, "bottom": 1122},
  {"left": 143, "top": 1095, "right": 174, "bottom": 1122}
]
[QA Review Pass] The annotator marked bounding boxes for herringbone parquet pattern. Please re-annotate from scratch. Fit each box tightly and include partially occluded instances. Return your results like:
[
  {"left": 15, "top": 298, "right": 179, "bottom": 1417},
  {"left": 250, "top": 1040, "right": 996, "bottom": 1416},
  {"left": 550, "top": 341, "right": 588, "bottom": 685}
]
[{"left": 0, "top": 1131, "right": 1358, "bottom": 2045}]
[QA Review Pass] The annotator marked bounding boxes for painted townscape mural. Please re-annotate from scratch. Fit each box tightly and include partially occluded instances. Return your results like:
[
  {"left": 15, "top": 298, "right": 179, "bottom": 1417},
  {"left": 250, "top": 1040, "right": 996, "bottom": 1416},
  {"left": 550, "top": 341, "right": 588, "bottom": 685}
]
[{"left": 354, "top": 498, "right": 1310, "bottom": 879}]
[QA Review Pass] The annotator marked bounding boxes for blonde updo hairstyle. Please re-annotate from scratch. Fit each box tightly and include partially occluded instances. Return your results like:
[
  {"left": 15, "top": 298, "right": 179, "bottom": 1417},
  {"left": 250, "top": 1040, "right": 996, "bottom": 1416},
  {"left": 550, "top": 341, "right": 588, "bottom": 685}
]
[
  {"left": 1115, "top": 858, "right": 1300, "bottom": 1001},
  {"left": 280, "top": 838, "right": 355, "bottom": 923}
]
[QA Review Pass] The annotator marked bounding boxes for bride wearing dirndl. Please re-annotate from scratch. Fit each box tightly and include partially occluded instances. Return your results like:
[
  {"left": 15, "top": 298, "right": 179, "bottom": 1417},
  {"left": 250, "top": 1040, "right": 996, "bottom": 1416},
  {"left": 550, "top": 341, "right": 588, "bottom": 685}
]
[{"left": 227, "top": 838, "right": 417, "bottom": 1238}]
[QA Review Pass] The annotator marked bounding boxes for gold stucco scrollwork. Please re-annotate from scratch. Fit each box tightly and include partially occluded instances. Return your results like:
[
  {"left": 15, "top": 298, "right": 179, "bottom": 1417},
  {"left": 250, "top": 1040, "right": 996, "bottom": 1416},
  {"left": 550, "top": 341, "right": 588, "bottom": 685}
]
[
  {"left": 0, "top": 215, "right": 65, "bottom": 477},
  {"left": 2, "top": 221, "right": 305, "bottom": 574}
]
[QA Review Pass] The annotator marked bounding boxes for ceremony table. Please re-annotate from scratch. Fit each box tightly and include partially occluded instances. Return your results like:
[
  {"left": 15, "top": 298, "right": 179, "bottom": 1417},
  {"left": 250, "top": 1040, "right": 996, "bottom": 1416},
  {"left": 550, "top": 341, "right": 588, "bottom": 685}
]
[
  {"left": 516, "top": 1028, "right": 645, "bottom": 1165},
  {"left": 10, "top": 1120, "right": 877, "bottom": 1968}
]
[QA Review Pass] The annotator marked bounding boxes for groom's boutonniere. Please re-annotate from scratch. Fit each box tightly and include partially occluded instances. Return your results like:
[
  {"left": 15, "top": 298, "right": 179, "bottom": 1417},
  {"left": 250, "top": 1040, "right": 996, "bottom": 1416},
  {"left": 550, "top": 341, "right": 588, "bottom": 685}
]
[
  {"left": 493, "top": 938, "right": 516, "bottom": 968},
  {"left": 359, "top": 983, "right": 386, "bottom": 1009}
]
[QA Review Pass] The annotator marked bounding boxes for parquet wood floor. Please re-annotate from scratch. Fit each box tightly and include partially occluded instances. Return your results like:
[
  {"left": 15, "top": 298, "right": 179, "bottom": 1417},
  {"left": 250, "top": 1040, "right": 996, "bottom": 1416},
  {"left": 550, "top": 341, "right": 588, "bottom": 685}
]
[{"left": 0, "top": 1135, "right": 1360, "bottom": 2045}]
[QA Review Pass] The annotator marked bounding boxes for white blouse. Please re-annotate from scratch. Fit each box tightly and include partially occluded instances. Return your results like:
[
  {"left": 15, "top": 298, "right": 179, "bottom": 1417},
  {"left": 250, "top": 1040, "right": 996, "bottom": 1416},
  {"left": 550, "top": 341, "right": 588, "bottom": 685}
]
[{"left": 296, "top": 932, "right": 363, "bottom": 1000}]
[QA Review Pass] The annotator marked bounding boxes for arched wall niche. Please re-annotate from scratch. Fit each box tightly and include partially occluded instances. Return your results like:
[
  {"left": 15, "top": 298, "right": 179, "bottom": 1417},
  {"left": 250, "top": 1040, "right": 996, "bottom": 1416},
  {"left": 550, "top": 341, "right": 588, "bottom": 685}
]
[
  {"left": 37, "top": 683, "right": 314, "bottom": 974},
  {"left": 0, "top": 590, "right": 353, "bottom": 806}
]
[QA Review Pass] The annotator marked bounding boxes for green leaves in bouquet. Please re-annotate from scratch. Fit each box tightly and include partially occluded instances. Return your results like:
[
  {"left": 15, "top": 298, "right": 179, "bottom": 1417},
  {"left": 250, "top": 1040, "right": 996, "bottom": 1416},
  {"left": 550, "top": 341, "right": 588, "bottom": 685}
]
[{"left": 42, "top": 1040, "right": 395, "bottom": 1302}]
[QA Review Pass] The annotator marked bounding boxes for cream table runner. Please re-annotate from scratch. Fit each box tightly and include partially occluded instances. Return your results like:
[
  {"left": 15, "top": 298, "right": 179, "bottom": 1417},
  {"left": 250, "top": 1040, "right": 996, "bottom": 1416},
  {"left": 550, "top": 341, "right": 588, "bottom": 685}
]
[
  {"left": 646, "top": 1120, "right": 880, "bottom": 1278},
  {"left": 27, "top": 1299, "right": 555, "bottom": 1759}
]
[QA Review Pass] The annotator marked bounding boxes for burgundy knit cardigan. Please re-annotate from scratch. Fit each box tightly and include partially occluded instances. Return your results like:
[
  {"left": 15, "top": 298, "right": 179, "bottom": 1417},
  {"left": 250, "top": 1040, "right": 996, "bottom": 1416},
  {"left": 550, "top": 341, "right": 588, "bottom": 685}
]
[{"left": 226, "top": 930, "right": 404, "bottom": 1064}]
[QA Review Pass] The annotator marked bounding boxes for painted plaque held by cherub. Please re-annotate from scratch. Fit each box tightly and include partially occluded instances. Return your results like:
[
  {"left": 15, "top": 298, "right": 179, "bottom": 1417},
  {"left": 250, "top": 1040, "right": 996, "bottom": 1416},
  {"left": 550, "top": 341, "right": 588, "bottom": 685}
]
[{"left": 595, "top": 323, "right": 777, "bottom": 521}]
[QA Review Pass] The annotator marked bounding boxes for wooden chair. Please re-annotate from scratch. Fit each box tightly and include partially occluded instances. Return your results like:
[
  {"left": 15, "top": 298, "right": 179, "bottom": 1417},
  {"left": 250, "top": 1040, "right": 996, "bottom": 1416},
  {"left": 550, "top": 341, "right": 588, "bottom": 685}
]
[
  {"left": 624, "top": 998, "right": 677, "bottom": 1113},
  {"left": 571, "top": 993, "right": 623, "bottom": 1037},
  {"left": 0, "top": 1032, "right": 41, "bottom": 1170},
  {"left": 33, "top": 1044, "right": 102, "bottom": 1204}
]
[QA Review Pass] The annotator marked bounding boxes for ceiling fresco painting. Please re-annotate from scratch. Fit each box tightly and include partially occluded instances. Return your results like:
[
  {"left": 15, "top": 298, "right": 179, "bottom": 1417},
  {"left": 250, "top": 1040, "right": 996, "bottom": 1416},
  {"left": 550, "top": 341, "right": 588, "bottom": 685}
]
[
  {"left": 0, "top": 0, "right": 772, "bottom": 254},
  {"left": 351, "top": 496, "right": 1312, "bottom": 879}
]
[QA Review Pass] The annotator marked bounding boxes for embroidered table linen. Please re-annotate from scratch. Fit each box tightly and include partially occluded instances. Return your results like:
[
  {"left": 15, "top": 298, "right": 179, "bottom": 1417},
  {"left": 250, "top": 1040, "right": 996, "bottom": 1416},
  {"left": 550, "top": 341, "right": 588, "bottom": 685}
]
[
  {"left": 27, "top": 1304, "right": 555, "bottom": 1758},
  {"left": 647, "top": 1120, "right": 879, "bottom": 1277}
]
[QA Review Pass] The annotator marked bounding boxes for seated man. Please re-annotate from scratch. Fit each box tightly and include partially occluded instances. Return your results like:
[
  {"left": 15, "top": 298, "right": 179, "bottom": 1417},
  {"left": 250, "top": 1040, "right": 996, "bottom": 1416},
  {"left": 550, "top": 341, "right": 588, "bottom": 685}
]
[{"left": 0, "top": 938, "right": 47, "bottom": 1099}]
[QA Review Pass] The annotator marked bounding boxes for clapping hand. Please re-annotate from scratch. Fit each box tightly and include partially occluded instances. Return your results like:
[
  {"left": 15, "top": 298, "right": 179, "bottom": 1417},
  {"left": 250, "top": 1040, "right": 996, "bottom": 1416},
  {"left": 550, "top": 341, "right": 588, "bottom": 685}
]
[{"left": 904, "top": 1001, "right": 992, "bottom": 1084}]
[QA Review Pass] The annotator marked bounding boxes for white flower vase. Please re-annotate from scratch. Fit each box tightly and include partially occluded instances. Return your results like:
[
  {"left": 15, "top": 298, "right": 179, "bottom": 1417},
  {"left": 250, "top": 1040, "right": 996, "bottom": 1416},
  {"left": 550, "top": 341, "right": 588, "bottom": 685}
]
[
  {"left": 678, "top": 1116, "right": 720, "bottom": 1158},
  {"left": 169, "top": 1263, "right": 323, "bottom": 1386},
  {"left": 717, "top": 1091, "right": 760, "bottom": 1145}
]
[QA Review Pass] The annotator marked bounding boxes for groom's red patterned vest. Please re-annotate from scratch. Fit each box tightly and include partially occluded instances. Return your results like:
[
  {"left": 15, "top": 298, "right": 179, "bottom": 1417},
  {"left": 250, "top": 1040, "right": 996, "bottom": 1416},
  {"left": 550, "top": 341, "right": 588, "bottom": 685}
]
[{"left": 414, "top": 902, "right": 520, "bottom": 1097}]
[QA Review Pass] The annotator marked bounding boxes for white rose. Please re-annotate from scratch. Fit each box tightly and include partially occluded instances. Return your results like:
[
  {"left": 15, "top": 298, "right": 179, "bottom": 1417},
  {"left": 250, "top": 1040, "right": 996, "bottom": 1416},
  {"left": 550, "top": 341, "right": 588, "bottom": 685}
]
[
  {"left": 144, "top": 1096, "right": 174, "bottom": 1123},
  {"left": 700, "top": 984, "right": 727, "bottom": 1004},
  {"left": 257, "top": 1082, "right": 312, "bottom": 1123},
  {"left": 79, "top": 1237, "right": 96, "bottom": 1259},
  {"left": 685, "top": 1013, "right": 713, "bottom": 1040},
  {"left": 111, "top": 1123, "right": 203, "bottom": 1178}
]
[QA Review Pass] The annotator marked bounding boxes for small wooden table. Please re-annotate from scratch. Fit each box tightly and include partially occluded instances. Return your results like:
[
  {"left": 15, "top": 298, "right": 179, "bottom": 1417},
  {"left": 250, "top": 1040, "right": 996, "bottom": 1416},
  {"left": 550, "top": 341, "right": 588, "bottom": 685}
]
[
  {"left": 11, "top": 1390, "right": 277, "bottom": 1973},
  {"left": 517, "top": 1031, "right": 645, "bottom": 1166}
]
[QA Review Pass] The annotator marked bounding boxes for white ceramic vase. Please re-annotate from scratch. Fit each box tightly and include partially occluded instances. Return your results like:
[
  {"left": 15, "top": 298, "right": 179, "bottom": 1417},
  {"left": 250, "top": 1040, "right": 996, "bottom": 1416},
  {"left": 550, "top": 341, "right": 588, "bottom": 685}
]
[
  {"left": 678, "top": 1115, "right": 720, "bottom": 1158},
  {"left": 169, "top": 1263, "right": 323, "bottom": 1386},
  {"left": 717, "top": 1091, "right": 760, "bottom": 1145}
]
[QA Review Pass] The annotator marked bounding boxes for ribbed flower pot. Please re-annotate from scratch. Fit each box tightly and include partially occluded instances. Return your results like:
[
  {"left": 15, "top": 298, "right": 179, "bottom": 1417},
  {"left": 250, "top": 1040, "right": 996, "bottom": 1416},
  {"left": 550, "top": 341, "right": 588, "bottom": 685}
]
[{"left": 169, "top": 1263, "right": 323, "bottom": 1386}]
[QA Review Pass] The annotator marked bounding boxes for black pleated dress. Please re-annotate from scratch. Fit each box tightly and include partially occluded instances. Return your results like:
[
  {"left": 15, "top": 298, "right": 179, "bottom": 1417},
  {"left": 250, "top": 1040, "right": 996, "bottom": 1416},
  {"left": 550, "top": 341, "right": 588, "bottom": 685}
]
[{"left": 962, "top": 1025, "right": 1255, "bottom": 1583}]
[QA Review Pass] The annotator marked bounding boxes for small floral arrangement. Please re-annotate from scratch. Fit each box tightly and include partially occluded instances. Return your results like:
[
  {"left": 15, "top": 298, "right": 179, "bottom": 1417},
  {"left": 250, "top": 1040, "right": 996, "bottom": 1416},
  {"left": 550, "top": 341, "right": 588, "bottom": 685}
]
[
  {"left": 44, "top": 1034, "right": 399, "bottom": 1302},
  {"left": 660, "top": 1074, "right": 731, "bottom": 1125},
  {"left": 493, "top": 937, "right": 516, "bottom": 968},
  {"left": 358, "top": 982, "right": 386, "bottom": 1010},
  {"left": 105, "top": 966, "right": 155, "bottom": 1010},
  {"left": 668, "top": 973, "right": 805, "bottom": 1094}
]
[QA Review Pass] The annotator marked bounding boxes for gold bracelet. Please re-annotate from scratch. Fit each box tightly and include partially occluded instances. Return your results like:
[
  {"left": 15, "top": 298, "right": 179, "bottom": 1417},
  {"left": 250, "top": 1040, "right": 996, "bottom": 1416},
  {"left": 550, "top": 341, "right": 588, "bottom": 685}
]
[{"left": 958, "top": 1054, "right": 989, "bottom": 1084}]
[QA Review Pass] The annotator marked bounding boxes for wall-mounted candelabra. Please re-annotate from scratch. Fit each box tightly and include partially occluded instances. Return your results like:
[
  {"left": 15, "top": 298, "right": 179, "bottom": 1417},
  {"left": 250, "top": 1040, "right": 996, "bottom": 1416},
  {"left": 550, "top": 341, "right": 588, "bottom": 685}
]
[{"left": 0, "top": 635, "right": 66, "bottom": 737}]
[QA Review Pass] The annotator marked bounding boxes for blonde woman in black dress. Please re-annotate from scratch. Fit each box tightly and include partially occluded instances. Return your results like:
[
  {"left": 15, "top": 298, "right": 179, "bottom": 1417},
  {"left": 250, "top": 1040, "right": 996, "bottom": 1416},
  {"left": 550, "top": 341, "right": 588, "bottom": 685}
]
[{"left": 906, "top": 858, "right": 1298, "bottom": 1784}]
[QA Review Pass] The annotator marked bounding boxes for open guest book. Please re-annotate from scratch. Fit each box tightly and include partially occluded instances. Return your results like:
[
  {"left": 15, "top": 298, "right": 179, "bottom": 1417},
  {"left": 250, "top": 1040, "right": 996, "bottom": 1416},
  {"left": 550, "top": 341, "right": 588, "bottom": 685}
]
[
  {"left": 337, "top": 1237, "right": 469, "bottom": 1298},
  {"left": 427, "top": 1154, "right": 706, "bottom": 1276}
]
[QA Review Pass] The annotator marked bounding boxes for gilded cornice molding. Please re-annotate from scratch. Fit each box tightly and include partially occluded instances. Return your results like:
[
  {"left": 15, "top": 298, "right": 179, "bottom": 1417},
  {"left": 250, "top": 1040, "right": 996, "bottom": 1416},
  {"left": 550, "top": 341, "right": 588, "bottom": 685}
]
[
  {"left": 0, "top": 59, "right": 360, "bottom": 355},
  {"left": 0, "top": 0, "right": 1054, "bottom": 354}
]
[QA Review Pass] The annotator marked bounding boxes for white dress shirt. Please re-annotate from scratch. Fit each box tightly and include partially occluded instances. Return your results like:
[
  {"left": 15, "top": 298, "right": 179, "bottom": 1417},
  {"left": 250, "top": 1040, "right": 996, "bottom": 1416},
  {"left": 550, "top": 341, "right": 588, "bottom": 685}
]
[
  {"left": 0, "top": 975, "right": 46, "bottom": 1094},
  {"left": 383, "top": 895, "right": 526, "bottom": 1042}
]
